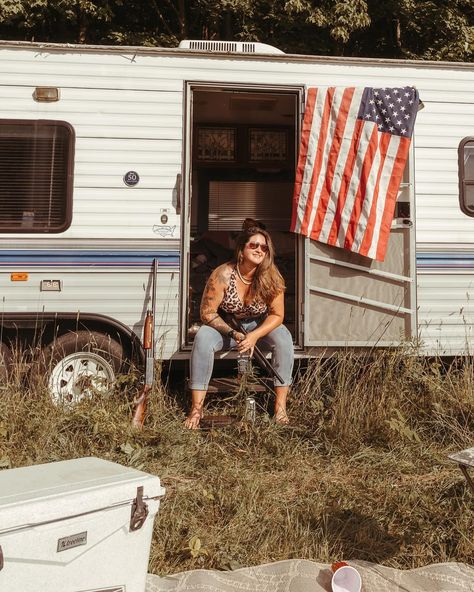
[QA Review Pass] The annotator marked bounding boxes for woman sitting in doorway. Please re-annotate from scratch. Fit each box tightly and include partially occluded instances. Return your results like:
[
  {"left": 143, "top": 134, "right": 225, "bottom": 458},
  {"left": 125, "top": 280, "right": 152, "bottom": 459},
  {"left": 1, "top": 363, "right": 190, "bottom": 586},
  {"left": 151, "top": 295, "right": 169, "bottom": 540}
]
[{"left": 185, "top": 219, "right": 294, "bottom": 429}]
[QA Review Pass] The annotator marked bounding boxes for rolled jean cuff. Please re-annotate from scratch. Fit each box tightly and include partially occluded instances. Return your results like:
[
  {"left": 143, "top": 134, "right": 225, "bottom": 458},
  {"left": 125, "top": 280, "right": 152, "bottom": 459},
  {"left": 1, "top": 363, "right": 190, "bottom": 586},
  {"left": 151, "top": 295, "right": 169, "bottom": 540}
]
[{"left": 189, "top": 383, "right": 209, "bottom": 391}]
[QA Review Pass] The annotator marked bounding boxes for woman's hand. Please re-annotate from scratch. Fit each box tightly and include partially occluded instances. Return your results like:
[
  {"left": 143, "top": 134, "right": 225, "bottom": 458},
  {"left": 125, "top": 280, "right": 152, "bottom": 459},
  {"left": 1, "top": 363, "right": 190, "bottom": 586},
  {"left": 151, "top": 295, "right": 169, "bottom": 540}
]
[
  {"left": 233, "top": 331, "right": 245, "bottom": 344},
  {"left": 236, "top": 331, "right": 258, "bottom": 357}
]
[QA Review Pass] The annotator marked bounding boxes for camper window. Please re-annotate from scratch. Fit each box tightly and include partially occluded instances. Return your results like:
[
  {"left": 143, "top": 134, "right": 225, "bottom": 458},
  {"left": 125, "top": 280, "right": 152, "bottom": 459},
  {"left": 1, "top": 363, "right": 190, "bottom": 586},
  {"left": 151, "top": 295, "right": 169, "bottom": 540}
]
[
  {"left": 459, "top": 137, "right": 474, "bottom": 217},
  {"left": 0, "top": 120, "right": 74, "bottom": 233}
]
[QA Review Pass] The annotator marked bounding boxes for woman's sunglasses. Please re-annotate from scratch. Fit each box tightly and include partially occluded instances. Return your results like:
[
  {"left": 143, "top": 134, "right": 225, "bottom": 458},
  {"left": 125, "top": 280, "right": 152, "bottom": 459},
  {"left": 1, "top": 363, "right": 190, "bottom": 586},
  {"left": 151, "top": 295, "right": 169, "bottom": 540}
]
[{"left": 246, "top": 241, "right": 269, "bottom": 253}]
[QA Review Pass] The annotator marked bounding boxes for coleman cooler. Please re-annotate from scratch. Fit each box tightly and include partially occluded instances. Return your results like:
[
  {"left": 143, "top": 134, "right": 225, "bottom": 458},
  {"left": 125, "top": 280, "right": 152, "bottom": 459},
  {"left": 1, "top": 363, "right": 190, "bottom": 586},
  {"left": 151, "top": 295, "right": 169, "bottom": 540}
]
[{"left": 0, "top": 456, "right": 165, "bottom": 592}]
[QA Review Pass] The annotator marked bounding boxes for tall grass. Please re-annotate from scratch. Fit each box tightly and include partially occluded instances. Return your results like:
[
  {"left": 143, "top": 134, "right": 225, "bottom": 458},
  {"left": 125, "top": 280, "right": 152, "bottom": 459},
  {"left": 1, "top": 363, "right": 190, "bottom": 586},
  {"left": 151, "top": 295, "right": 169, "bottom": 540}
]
[{"left": 0, "top": 349, "right": 473, "bottom": 574}]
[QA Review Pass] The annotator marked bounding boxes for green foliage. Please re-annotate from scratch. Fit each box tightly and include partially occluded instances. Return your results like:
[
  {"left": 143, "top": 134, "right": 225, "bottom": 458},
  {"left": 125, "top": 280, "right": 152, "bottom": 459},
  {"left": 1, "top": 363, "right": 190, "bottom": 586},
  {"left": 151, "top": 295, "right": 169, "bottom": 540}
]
[
  {"left": 350, "top": 0, "right": 474, "bottom": 61},
  {"left": 0, "top": 0, "right": 114, "bottom": 43},
  {"left": 0, "top": 0, "right": 471, "bottom": 60}
]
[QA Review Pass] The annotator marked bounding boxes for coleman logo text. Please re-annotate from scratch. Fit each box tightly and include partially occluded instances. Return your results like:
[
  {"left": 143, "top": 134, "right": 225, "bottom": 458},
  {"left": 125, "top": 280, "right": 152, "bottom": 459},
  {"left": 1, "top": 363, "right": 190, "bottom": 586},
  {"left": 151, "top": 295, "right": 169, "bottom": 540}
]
[{"left": 57, "top": 531, "right": 88, "bottom": 552}]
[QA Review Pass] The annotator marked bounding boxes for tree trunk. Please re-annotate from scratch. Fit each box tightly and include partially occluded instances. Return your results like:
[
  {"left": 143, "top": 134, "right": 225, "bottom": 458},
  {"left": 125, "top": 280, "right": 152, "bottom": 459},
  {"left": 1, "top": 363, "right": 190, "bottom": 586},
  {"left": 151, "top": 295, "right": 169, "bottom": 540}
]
[
  {"left": 223, "top": 10, "right": 233, "bottom": 40},
  {"left": 395, "top": 18, "right": 402, "bottom": 50},
  {"left": 77, "top": 3, "right": 87, "bottom": 44},
  {"left": 178, "top": 0, "right": 187, "bottom": 39}
]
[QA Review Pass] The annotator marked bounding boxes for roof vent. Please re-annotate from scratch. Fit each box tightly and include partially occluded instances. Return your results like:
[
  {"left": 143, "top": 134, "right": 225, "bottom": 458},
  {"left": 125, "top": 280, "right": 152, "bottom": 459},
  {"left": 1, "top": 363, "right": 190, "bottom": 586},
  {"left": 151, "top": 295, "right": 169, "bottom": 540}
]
[{"left": 178, "top": 40, "right": 284, "bottom": 55}]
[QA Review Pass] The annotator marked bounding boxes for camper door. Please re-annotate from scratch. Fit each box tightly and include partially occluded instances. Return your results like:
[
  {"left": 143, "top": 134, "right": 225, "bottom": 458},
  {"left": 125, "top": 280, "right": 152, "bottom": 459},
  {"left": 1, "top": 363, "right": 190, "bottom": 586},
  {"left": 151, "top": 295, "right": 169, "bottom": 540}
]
[
  {"left": 303, "top": 152, "right": 416, "bottom": 348},
  {"left": 182, "top": 83, "right": 305, "bottom": 349}
]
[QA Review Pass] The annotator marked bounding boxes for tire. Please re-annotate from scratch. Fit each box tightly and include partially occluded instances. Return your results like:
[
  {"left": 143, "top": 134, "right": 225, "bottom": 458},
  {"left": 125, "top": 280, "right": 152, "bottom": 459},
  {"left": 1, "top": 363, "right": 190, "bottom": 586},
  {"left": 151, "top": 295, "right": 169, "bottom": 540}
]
[
  {"left": 39, "top": 331, "right": 124, "bottom": 406},
  {"left": 0, "top": 342, "right": 12, "bottom": 383}
]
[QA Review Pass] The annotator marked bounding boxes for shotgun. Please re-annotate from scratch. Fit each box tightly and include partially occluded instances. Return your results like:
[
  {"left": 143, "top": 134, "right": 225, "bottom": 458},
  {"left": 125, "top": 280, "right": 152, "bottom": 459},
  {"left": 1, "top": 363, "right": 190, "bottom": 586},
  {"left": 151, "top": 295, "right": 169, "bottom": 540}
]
[
  {"left": 228, "top": 315, "right": 284, "bottom": 385},
  {"left": 132, "top": 258, "right": 157, "bottom": 428}
]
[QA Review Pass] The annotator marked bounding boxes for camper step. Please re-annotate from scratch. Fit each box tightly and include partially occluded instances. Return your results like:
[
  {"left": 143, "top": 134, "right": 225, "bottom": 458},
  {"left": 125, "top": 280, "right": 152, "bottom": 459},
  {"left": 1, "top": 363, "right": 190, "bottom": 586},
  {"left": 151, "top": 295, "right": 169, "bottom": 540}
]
[{"left": 186, "top": 377, "right": 268, "bottom": 393}]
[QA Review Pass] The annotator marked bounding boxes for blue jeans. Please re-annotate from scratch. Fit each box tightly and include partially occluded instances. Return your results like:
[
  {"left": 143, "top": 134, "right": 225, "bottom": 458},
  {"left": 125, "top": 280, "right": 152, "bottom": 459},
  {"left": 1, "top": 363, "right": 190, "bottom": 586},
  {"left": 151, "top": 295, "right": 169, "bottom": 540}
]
[{"left": 190, "top": 319, "right": 294, "bottom": 390}]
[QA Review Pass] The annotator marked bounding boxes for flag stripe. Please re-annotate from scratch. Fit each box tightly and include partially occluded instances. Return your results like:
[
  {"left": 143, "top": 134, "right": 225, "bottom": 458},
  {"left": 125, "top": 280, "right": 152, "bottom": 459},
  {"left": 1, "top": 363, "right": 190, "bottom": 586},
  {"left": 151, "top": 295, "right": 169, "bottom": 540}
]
[
  {"left": 292, "top": 88, "right": 326, "bottom": 234},
  {"left": 305, "top": 88, "right": 350, "bottom": 237},
  {"left": 335, "top": 122, "right": 376, "bottom": 250},
  {"left": 363, "top": 135, "right": 401, "bottom": 258},
  {"left": 343, "top": 124, "right": 379, "bottom": 251},
  {"left": 327, "top": 118, "right": 364, "bottom": 246},
  {"left": 374, "top": 137, "right": 411, "bottom": 260},
  {"left": 350, "top": 128, "right": 385, "bottom": 253},
  {"left": 316, "top": 88, "right": 362, "bottom": 243},
  {"left": 308, "top": 88, "right": 355, "bottom": 241},
  {"left": 358, "top": 132, "right": 393, "bottom": 257},
  {"left": 290, "top": 88, "right": 317, "bottom": 233},
  {"left": 319, "top": 87, "right": 364, "bottom": 244},
  {"left": 300, "top": 88, "right": 335, "bottom": 236}
]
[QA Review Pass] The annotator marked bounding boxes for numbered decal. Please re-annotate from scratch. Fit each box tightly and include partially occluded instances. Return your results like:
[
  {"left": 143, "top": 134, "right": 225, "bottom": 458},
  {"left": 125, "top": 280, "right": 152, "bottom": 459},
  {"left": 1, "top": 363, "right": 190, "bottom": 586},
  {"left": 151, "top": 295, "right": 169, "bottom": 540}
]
[{"left": 123, "top": 171, "right": 140, "bottom": 186}]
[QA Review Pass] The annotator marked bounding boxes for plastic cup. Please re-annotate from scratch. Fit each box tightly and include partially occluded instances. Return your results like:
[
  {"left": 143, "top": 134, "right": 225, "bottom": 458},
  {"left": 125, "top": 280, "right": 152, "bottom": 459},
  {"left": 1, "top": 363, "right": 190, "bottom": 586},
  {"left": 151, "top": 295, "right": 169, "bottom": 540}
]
[{"left": 331, "top": 565, "right": 362, "bottom": 592}]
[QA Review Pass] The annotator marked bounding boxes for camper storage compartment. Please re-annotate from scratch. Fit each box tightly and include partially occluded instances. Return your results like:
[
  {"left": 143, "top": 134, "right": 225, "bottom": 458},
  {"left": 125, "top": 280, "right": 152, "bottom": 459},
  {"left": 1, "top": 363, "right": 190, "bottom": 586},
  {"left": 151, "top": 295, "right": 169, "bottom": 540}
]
[{"left": 0, "top": 456, "right": 165, "bottom": 592}]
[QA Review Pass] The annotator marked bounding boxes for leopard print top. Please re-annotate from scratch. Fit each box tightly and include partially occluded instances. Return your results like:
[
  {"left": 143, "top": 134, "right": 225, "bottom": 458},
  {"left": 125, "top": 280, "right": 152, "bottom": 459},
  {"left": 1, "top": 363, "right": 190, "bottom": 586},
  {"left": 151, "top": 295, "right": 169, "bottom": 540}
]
[{"left": 220, "top": 266, "right": 268, "bottom": 318}]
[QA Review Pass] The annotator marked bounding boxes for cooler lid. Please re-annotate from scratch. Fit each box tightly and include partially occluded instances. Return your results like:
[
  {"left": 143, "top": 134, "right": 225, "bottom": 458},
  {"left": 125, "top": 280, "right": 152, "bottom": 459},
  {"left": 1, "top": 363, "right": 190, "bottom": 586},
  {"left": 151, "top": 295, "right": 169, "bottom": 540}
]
[{"left": 0, "top": 457, "right": 165, "bottom": 533}]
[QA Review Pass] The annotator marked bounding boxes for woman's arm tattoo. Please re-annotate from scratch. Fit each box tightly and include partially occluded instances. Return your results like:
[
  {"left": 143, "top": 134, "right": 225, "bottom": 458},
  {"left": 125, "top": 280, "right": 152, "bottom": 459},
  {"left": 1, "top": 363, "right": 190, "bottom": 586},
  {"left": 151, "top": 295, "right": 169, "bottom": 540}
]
[
  {"left": 200, "top": 269, "right": 232, "bottom": 335},
  {"left": 207, "top": 315, "right": 233, "bottom": 335}
]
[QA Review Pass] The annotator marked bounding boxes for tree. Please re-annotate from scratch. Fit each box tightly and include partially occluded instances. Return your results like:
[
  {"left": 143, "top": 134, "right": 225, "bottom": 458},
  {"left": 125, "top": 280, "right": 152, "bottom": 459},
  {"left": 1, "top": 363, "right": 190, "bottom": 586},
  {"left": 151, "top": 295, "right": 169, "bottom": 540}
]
[
  {"left": 350, "top": 0, "right": 474, "bottom": 61},
  {"left": 0, "top": 0, "right": 471, "bottom": 61},
  {"left": 0, "top": 0, "right": 113, "bottom": 44}
]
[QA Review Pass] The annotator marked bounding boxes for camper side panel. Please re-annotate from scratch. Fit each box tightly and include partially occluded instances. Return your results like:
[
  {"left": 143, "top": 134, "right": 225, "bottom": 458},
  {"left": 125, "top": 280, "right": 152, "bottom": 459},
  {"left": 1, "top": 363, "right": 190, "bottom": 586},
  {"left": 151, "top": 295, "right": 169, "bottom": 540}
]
[{"left": 0, "top": 48, "right": 185, "bottom": 358}]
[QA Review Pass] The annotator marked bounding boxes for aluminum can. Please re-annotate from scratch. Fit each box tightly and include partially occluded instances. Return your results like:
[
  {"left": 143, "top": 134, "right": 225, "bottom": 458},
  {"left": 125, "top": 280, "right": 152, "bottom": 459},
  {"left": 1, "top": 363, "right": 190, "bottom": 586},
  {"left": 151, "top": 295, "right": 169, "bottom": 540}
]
[{"left": 244, "top": 396, "right": 256, "bottom": 423}]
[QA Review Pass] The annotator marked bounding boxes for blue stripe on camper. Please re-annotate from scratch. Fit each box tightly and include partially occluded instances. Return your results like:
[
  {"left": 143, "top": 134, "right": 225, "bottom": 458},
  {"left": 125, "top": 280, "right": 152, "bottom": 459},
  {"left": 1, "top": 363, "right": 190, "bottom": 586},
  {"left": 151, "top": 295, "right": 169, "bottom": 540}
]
[
  {"left": 0, "top": 250, "right": 180, "bottom": 267},
  {"left": 0, "top": 250, "right": 472, "bottom": 270},
  {"left": 416, "top": 253, "right": 474, "bottom": 270}
]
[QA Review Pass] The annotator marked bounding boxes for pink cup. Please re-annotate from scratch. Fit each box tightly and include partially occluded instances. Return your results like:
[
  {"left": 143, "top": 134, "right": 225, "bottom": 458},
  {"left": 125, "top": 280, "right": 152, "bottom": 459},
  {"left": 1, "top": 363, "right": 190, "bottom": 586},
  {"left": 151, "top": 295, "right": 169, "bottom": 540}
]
[{"left": 331, "top": 565, "right": 362, "bottom": 592}]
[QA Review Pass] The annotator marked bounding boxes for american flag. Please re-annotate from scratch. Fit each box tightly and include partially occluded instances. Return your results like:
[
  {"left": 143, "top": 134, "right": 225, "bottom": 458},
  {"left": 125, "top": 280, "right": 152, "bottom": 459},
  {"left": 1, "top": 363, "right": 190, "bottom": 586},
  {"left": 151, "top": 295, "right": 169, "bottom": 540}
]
[{"left": 290, "top": 86, "right": 420, "bottom": 261}]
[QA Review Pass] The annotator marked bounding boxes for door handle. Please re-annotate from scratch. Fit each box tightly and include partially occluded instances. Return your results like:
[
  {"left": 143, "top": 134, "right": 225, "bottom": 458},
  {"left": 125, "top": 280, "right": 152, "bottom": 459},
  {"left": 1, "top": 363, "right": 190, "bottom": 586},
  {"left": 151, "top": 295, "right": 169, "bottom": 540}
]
[
  {"left": 391, "top": 217, "right": 413, "bottom": 229},
  {"left": 175, "top": 173, "right": 182, "bottom": 215}
]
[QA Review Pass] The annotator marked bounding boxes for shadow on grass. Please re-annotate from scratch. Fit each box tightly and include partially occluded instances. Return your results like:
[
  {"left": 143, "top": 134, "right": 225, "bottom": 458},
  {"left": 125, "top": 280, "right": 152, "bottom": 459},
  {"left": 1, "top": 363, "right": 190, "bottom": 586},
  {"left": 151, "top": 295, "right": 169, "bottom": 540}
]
[{"left": 323, "top": 510, "right": 401, "bottom": 563}]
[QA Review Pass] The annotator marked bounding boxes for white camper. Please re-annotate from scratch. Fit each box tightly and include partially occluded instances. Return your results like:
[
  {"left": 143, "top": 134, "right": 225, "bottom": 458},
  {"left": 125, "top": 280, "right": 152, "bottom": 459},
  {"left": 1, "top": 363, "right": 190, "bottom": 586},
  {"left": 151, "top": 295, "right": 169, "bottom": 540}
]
[{"left": 0, "top": 39, "right": 472, "bottom": 401}]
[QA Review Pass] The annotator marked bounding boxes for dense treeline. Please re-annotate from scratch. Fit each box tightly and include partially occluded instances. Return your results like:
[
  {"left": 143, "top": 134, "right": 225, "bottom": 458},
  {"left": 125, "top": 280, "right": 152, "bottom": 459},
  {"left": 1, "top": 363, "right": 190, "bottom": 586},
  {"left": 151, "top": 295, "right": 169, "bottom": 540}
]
[{"left": 0, "top": 0, "right": 472, "bottom": 61}]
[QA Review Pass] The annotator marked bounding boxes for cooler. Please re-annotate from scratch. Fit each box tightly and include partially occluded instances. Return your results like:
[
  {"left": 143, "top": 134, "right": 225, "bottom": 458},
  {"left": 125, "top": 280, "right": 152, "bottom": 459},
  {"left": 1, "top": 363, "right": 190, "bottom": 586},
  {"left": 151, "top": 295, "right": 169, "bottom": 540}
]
[{"left": 0, "top": 456, "right": 165, "bottom": 592}]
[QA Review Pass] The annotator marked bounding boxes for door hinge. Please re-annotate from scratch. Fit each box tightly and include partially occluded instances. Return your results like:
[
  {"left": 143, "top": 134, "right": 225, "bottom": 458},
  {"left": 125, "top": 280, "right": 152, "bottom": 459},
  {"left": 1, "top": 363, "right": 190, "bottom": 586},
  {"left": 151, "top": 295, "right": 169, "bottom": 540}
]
[
  {"left": 300, "top": 90, "right": 306, "bottom": 115},
  {"left": 130, "top": 486, "right": 149, "bottom": 532}
]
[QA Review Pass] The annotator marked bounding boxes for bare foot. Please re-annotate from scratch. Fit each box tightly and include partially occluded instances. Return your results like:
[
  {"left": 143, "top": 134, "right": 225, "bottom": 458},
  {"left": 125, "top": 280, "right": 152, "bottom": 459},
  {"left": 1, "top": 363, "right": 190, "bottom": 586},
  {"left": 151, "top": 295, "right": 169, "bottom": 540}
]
[
  {"left": 274, "top": 409, "right": 289, "bottom": 425},
  {"left": 184, "top": 407, "right": 203, "bottom": 429}
]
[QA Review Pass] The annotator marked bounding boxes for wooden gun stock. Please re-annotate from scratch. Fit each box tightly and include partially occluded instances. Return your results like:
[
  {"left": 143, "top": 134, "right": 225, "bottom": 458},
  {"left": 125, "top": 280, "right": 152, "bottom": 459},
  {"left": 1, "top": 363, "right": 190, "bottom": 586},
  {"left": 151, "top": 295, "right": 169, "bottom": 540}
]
[
  {"left": 132, "top": 309, "right": 154, "bottom": 429},
  {"left": 131, "top": 385, "right": 151, "bottom": 428}
]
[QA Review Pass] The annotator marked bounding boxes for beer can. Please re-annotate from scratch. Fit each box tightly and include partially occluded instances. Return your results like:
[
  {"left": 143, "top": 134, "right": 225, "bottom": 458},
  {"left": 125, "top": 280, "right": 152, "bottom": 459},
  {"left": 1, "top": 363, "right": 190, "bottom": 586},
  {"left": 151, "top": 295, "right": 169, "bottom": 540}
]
[{"left": 244, "top": 396, "right": 256, "bottom": 423}]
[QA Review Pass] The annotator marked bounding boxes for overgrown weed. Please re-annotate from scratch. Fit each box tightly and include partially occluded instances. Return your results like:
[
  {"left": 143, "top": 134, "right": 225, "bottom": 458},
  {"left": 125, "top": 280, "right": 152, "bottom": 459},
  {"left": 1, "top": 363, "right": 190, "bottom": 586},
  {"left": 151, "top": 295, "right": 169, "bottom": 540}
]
[{"left": 0, "top": 350, "right": 473, "bottom": 573}]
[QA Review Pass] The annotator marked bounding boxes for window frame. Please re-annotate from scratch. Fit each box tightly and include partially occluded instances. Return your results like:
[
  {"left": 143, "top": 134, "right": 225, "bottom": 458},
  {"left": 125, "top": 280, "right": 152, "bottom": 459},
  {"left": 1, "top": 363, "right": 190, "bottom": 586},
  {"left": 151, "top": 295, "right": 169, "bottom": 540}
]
[
  {"left": 458, "top": 136, "right": 474, "bottom": 218},
  {"left": 0, "top": 119, "right": 75, "bottom": 234}
]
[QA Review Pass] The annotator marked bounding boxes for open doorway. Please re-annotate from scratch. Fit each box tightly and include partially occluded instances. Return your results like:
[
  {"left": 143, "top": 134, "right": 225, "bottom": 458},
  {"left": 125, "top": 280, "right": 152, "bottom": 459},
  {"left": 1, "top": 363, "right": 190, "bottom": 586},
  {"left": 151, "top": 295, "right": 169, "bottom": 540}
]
[{"left": 185, "top": 86, "right": 302, "bottom": 347}]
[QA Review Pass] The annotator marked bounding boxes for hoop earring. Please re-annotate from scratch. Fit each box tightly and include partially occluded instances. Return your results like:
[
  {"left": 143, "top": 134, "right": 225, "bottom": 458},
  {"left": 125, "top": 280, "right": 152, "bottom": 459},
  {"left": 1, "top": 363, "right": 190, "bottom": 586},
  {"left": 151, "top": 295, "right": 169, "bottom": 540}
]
[{"left": 238, "top": 253, "right": 243, "bottom": 263}]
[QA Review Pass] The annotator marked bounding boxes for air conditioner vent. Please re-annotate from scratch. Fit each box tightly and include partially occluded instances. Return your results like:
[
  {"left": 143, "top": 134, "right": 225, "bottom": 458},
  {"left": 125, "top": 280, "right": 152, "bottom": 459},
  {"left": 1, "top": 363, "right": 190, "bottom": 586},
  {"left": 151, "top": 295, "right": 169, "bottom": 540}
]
[{"left": 179, "top": 40, "right": 284, "bottom": 55}]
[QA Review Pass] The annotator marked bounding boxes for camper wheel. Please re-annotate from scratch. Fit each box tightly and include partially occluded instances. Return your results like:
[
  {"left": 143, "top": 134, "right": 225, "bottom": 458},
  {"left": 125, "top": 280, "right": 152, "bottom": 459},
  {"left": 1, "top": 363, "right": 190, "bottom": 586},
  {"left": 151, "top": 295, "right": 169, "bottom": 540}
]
[
  {"left": 0, "top": 342, "right": 12, "bottom": 383},
  {"left": 39, "top": 331, "right": 124, "bottom": 406}
]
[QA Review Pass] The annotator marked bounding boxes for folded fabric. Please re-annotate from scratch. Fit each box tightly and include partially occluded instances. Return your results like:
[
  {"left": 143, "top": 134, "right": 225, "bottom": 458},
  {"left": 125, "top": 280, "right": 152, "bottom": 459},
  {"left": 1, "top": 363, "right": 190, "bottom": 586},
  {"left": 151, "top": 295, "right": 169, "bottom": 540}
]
[{"left": 146, "top": 559, "right": 474, "bottom": 592}]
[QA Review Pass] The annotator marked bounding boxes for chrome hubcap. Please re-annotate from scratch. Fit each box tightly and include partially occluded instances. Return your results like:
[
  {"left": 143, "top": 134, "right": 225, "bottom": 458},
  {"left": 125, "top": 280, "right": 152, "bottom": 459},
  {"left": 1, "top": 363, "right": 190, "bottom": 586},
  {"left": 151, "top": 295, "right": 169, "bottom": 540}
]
[{"left": 48, "top": 352, "right": 115, "bottom": 406}]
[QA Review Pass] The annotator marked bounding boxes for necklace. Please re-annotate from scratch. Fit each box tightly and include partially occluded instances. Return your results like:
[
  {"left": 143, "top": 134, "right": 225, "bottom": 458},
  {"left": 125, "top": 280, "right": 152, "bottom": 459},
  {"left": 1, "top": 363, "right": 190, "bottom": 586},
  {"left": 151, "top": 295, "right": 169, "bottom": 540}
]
[{"left": 236, "top": 264, "right": 253, "bottom": 285}]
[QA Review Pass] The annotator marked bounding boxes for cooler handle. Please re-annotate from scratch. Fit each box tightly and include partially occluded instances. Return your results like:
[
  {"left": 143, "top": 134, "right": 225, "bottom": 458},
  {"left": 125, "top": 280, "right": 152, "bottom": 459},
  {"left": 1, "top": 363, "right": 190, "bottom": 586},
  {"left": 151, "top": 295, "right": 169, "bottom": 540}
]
[{"left": 130, "top": 486, "right": 149, "bottom": 531}]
